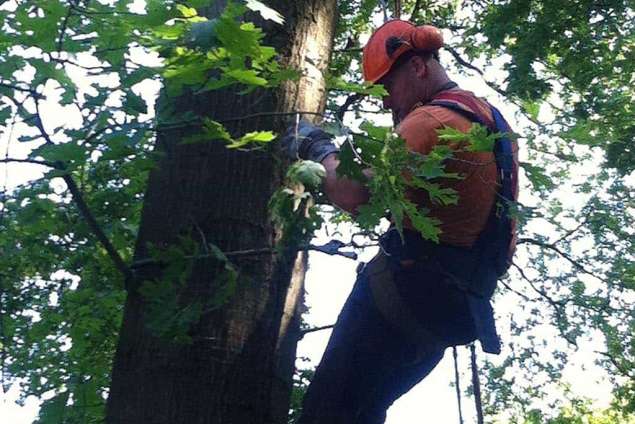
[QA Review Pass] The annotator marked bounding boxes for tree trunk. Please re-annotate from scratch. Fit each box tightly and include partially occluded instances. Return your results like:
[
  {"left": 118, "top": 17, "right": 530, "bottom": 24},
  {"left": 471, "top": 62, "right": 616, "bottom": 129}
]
[{"left": 105, "top": 1, "right": 337, "bottom": 423}]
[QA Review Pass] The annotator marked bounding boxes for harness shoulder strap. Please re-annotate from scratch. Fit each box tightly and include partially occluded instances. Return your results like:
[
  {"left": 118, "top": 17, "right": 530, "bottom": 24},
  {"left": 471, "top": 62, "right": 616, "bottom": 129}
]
[{"left": 427, "top": 98, "right": 516, "bottom": 276}]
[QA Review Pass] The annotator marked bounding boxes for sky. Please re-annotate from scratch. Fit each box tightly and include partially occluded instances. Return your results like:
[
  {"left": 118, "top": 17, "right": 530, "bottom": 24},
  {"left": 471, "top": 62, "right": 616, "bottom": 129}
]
[{"left": 0, "top": 1, "right": 618, "bottom": 423}]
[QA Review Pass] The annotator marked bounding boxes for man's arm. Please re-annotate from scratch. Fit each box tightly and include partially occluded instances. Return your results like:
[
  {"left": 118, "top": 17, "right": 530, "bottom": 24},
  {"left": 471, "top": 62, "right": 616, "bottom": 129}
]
[
  {"left": 281, "top": 121, "right": 371, "bottom": 214},
  {"left": 321, "top": 153, "right": 370, "bottom": 214}
]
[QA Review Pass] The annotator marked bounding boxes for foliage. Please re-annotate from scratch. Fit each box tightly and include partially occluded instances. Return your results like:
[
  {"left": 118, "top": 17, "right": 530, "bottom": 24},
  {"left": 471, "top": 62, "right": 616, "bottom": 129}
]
[
  {"left": 325, "top": 0, "right": 634, "bottom": 421},
  {"left": 0, "top": 0, "right": 634, "bottom": 422},
  {"left": 0, "top": 0, "right": 287, "bottom": 421},
  {"left": 270, "top": 160, "right": 325, "bottom": 246}
]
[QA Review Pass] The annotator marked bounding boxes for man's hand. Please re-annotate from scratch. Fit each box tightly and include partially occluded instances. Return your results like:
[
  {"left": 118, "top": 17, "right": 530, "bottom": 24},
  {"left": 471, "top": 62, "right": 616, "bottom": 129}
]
[{"left": 280, "top": 120, "right": 339, "bottom": 163}]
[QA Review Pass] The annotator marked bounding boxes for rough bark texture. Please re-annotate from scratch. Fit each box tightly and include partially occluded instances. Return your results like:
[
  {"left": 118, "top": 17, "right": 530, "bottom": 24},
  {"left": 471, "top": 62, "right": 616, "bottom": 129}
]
[{"left": 105, "top": 1, "right": 337, "bottom": 423}]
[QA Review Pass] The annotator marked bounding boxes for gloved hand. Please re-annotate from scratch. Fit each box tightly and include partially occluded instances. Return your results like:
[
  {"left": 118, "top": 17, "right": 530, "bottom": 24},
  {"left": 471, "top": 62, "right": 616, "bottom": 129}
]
[{"left": 281, "top": 120, "right": 339, "bottom": 163}]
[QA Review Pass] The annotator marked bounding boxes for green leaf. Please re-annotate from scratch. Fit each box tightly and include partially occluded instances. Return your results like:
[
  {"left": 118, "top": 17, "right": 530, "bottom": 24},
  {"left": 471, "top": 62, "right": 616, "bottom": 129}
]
[
  {"left": 36, "top": 391, "right": 70, "bottom": 424},
  {"left": 327, "top": 76, "right": 388, "bottom": 98},
  {"left": 226, "top": 130, "right": 275, "bottom": 149},
  {"left": 182, "top": 119, "right": 232, "bottom": 144},
  {"left": 176, "top": 4, "right": 198, "bottom": 18},
  {"left": 287, "top": 160, "right": 326, "bottom": 189},
  {"left": 123, "top": 91, "right": 148, "bottom": 115},
  {"left": 31, "top": 142, "right": 86, "bottom": 165},
  {"left": 244, "top": 0, "right": 285, "bottom": 24},
  {"left": 0, "top": 104, "right": 12, "bottom": 124},
  {"left": 225, "top": 69, "right": 268, "bottom": 86}
]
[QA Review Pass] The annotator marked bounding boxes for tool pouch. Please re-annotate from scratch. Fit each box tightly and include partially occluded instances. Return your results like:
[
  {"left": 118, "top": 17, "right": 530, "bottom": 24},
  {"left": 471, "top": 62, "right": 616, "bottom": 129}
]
[{"left": 362, "top": 252, "right": 446, "bottom": 362}]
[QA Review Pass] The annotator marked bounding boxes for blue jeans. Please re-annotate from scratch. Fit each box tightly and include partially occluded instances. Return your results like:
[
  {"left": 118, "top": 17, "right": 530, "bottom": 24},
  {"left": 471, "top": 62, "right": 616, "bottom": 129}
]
[{"left": 297, "top": 252, "right": 476, "bottom": 424}]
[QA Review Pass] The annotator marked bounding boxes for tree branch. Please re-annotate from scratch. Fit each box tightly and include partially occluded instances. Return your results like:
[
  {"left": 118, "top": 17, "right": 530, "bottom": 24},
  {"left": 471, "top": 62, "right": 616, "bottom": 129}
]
[
  {"left": 595, "top": 350, "right": 635, "bottom": 378},
  {"left": 56, "top": 1, "right": 76, "bottom": 53},
  {"left": 409, "top": 0, "right": 422, "bottom": 21},
  {"left": 518, "top": 237, "right": 609, "bottom": 284},
  {"left": 336, "top": 93, "right": 364, "bottom": 123},
  {"left": 299, "top": 324, "right": 334, "bottom": 337},
  {"left": 0, "top": 158, "right": 58, "bottom": 168},
  {"left": 5, "top": 93, "right": 132, "bottom": 282},
  {"left": 394, "top": 0, "right": 402, "bottom": 19},
  {"left": 0, "top": 82, "right": 44, "bottom": 99},
  {"left": 64, "top": 175, "right": 131, "bottom": 280}
]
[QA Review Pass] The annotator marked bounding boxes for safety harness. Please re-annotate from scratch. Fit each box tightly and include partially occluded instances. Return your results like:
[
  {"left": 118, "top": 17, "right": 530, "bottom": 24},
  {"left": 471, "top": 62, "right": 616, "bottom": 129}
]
[
  {"left": 364, "top": 91, "right": 518, "bottom": 357},
  {"left": 428, "top": 92, "right": 518, "bottom": 278}
]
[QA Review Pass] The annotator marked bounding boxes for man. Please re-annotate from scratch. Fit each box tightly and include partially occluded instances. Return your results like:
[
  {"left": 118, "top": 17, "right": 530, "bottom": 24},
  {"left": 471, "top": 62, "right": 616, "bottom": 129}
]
[{"left": 283, "top": 20, "right": 518, "bottom": 424}]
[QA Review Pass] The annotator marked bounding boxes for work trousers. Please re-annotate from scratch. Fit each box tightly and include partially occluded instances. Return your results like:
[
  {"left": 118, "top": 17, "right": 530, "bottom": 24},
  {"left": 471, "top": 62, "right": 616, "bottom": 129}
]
[{"left": 297, "top": 249, "right": 478, "bottom": 424}]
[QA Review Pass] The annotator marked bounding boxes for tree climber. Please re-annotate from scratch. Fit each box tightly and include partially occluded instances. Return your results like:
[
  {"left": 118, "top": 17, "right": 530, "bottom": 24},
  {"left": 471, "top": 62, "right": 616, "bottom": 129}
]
[{"left": 282, "top": 20, "right": 519, "bottom": 424}]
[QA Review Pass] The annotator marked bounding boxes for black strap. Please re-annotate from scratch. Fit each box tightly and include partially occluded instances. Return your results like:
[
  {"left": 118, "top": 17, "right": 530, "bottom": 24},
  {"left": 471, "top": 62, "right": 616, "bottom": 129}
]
[{"left": 427, "top": 100, "right": 515, "bottom": 276}]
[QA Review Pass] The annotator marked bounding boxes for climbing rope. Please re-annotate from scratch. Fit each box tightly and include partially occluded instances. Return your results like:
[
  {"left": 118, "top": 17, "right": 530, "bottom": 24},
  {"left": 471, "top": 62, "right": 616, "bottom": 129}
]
[
  {"left": 452, "top": 346, "right": 465, "bottom": 424},
  {"left": 470, "top": 344, "right": 484, "bottom": 424}
]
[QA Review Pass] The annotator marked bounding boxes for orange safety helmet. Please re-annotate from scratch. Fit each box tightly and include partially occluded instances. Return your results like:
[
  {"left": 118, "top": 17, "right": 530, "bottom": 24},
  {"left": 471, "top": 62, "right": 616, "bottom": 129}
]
[{"left": 362, "top": 20, "right": 444, "bottom": 83}]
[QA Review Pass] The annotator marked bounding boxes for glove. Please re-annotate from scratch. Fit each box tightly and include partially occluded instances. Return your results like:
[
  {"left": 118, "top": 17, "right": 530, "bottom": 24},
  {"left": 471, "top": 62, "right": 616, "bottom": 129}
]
[{"left": 281, "top": 120, "right": 339, "bottom": 163}]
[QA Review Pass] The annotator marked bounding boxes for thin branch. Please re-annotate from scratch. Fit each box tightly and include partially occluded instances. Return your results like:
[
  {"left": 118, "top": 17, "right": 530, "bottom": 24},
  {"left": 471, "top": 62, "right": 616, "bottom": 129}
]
[
  {"left": 130, "top": 248, "right": 275, "bottom": 269},
  {"left": 511, "top": 262, "right": 567, "bottom": 308},
  {"left": 333, "top": 47, "right": 363, "bottom": 54},
  {"left": 7, "top": 94, "right": 132, "bottom": 282},
  {"left": 409, "top": 0, "right": 422, "bottom": 21},
  {"left": 0, "top": 158, "right": 58, "bottom": 168},
  {"left": 379, "top": 0, "right": 389, "bottom": 22},
  {"left": 299, "top": 324, "right": 334, "bottom": 337},
  {"left": 499, "top": 279, "right": 532, "bottom": 301},
  {"left": 511, "top": 262, "right": 578, "bottom": 347},
  {"left": 445, "top": 46, "right": 509, "bottom": 98},
  {"left": 394, "top": 0, "right": 402, "bottom": 19},
  {"left": 336, "top": 93, "right": 365, "bottom": 123},
  {"left": 131, "top": 239, "right": 364, "bottom": 270},
  {"left": 56, "top": 1, "right": 76, "bottom": 53},
  {"left": 218, "top": 110, "right": 329, "bottom": 124},
  {"left": 445, "top": 46, "right": 485, "bottom": 76},
  {"left": 553, "top": 213, "right": 590, "bottom": 245},
  {"left": 518, "top": 237, "right": 609, "bottom": 284},
  {"left": 0, "top": 82, "right": 44, "bottom": 99},
  {"left": 595, "top": 350, "right": 635, "bottom": 378},
  {"left": 63, "top": 175, "right": 131, "bottom": 280}
]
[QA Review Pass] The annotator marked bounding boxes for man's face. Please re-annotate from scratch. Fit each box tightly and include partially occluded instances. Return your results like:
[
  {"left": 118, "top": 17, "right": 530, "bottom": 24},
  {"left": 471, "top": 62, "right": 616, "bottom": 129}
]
[{"left": 378, "top": 56, "right": 424, "bottom": 125}]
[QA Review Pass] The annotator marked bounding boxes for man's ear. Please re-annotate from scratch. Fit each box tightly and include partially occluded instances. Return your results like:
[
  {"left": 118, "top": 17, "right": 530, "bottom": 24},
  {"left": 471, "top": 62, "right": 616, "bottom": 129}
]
[{"left": 410, "top": 55, "right": 428, "bottom": 79}]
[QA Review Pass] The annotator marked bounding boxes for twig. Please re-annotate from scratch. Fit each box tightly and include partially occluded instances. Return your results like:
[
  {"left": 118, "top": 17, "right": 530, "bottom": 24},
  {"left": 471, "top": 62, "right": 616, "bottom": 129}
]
[
  {"left": 6, "top": 94, "right": 132, "bottom": 282},
  {"left": 499, "top": 279, "right": 532, "bottom": 301},
  {"left": 0, "top": 158, "right": 59, "bottom": 168},
  {"left": 336, "top": 93, "right": 365, "bottom": 123},
  {"left": 130, "top": 248, "right": 275, "bottom": 269},
  {"left": 445, "top": 46, "right": 485, "bottom": 76},
  {"left": 64, "top": 175, "right": 131, "bottom": 280},
  {"left": 595, "top": 350, "right": 634, "bottom": 378},
  {"left": 511, "top": 262, "right": 578, "bottom": 347},
  {"left": 511, "top": 262, "right": 566, "bottom": 307},
  {"left": 394, "top": 0, "right": 402, "bottom": 18},
  {"left": 218, "top": 110, "right": 329, "bottom": 124},
  {"left": 553, "top": 213, "right": 590, "bottom": 245},
  {"left": 379, "top": 0, "right": 389, "bottom": 22},
  {"left": 299, "top": 324, "right": 334, "bottom": 336},
  {"left": 0, "top": 82, "right": 44, "bottom": 99},
  {"left": 332, "top": 47, "right": 363, "bottom": 54},
  {"left": 409, "top": 0, "right": 422, "bottom": 20},
  {"left": 518, "top": 237, "right": 609, "bottom": 284},
  {"left": 131, "top": 239, "right": 366, "bottom": 270},
  {"left": 56, "top": 1, "right": 76, "bottom": 53}
]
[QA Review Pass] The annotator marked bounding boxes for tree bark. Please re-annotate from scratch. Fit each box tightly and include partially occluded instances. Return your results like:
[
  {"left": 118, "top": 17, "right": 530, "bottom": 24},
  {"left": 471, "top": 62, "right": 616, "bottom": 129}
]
[{"left": 105, "top": 1, "right": 337, "bottom": 423}]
